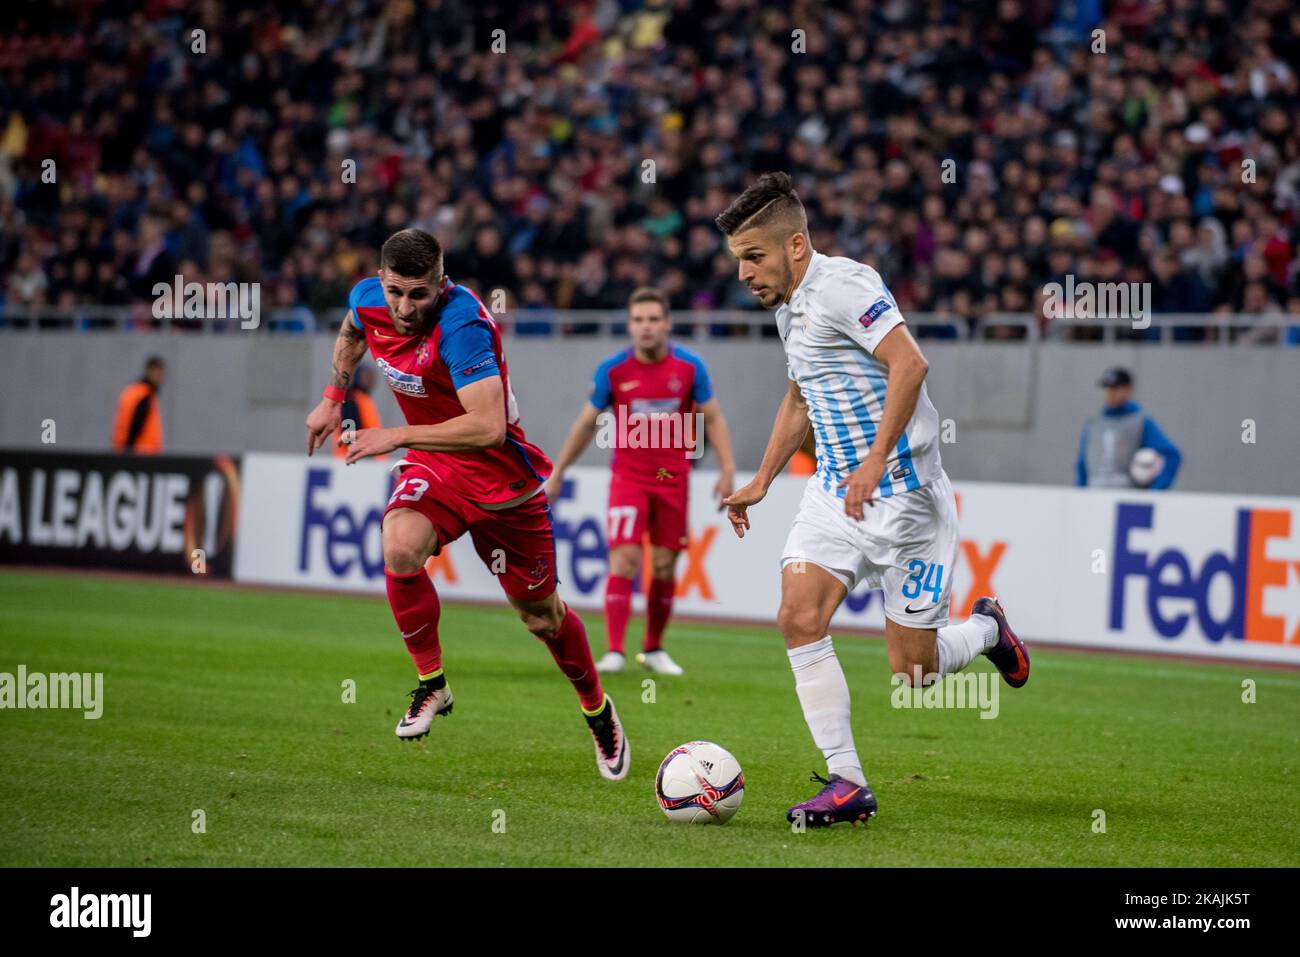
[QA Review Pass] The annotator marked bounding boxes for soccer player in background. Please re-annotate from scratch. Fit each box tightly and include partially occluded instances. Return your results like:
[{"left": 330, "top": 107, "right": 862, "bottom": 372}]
[
  {"left": 304, "top": 228, "right": 629, "bottom": 782},
  {"left": 545, "top": 287, "right": 736, "bottom": 676},
  {"left": 716, "top": 173, "right": 1031, "bottom": 825}
]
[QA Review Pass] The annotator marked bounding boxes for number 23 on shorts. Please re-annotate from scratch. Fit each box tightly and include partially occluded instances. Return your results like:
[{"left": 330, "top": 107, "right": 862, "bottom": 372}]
[{"left": 389, "top": 476, "right": 429, "bottom": 506}]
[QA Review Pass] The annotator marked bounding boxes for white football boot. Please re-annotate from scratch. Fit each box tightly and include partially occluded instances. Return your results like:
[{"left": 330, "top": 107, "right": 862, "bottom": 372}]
[
  {"left": 637, "top": 649, "right": 684, "bottom": 676},
  {"left": 395, "top": 683, "right": 454, "bottom": 740},
  {"left": 595, "top": 651, "right": 626, "bottom": 673},
  {"left": 584, "top": 694, "right": 630, "bottom": 781}
]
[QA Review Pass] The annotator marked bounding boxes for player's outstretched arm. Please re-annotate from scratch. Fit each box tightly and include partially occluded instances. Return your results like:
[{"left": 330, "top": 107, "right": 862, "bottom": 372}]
[
  {"left": 543, "top": 403, "right": 602, "bottom": 500},
  {"left": 721, "top": 378, "right": 809, "bottom": 538},
  {"left": 698, "top": 398, "right": 737, "bottom": 508},
  {"left": 346, "top": 376, "right": 507, "bottom": 463},
  {"left": 838, "top": 324, "right": 928, "bottom": 520},
  {"left": 307, "top": 311, "right": 368, "bottom": 456}
]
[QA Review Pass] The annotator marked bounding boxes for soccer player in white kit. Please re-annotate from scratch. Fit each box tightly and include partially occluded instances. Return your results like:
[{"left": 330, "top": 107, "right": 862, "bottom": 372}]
[{"left": 716, "top": 173, "right": 1031, "bottom": 826}]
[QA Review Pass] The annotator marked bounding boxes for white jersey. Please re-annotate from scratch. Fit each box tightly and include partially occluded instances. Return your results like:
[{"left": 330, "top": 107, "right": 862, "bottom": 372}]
[{"left": 775, "top": 252, "right": 943, "bottom": 500}]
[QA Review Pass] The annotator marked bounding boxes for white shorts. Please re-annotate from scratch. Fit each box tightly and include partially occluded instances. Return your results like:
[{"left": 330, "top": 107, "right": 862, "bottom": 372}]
[{"left": 781, "top": 471, "right": 959, "bottom": 629}]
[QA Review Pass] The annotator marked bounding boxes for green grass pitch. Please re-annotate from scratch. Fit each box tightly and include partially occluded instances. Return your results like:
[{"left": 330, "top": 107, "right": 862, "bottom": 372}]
[{"left": 1, "top": 569, "right": 1297, "bottom": 867}]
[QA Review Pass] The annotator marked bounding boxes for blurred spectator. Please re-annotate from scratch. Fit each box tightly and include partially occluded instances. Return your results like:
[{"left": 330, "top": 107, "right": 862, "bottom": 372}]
[
  {"left": 112, "top": 356, "right": 165, "bottom": 454},
  {"left": 1076, "top": 367, "right": 1181, "bottom": 489},
  {"left": 0, "top": 0, "right": 1296, "bottom": 340}
]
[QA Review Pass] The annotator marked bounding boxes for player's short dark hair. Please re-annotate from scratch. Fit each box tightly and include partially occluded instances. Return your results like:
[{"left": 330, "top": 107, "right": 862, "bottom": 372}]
[
  {"left": 628, "top": 286, "right": 668, "bottom": 314},
  {"left": 380, "top": 228, "right": 444, "bottom": 279},
  {"left": 144, "top": 355, "right": 165, "bottom": 371},
  {"left": 714, "top": 171, "right": 807, "bottom": 238}
]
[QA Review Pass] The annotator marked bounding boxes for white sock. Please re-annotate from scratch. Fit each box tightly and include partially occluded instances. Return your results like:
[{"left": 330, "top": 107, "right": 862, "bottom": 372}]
[
  {"left": 787, "top": 636, "right": 866, "bottom": 786},
  {"left": 936, "top": 614, "right": 999, "bottom": 675}
]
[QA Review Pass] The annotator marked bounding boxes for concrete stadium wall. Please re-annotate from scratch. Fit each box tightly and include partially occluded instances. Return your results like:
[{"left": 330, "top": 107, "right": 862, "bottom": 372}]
[{"left": 2, "top": 331, "right": 1296, "bottom": 495}]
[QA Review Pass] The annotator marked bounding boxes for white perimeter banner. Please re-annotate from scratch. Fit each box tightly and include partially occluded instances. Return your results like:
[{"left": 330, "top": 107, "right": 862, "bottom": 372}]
[{"left": 234, "top": 453, "right": 1300, "bottom": 664}]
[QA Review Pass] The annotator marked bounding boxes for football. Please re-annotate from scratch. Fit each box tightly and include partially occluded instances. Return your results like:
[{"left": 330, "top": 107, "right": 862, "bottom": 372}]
[
  {"left": 654, "top": 741, "right": 745, "bottom": 824},
  {"left": 1129, "top": 447, "right": 1166, "bottom": 487}
]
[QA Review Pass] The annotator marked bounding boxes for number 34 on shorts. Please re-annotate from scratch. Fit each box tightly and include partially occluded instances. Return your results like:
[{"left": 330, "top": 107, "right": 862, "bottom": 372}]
[{"left": 900, "top": 560, "right": 945, "bottom": 605}]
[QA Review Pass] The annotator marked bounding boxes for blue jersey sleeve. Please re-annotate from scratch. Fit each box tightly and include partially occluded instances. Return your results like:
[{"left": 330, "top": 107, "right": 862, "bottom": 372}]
[
  {"left": 438, "top": 294, "right": 499, "bottom": 390},
  {"left": 589, "top": 352, "right": 624, "bottom": 410},
  {"left": 1141, "top": 417, "right": 1182, "bottom": 490},
  {"left": 1076, "top": 423, "right": 1089, "bottom": 487},
  {"left": 688, "top": 354, "right": 713, "bottom": 404},
  {"left": 346, "top": 277, "right": 383, "bottom": 330}
]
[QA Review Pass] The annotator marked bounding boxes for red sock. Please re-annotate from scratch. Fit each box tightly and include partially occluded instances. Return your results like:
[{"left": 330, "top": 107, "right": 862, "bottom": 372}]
[
  {"left": 539, "top": 603, "right": 605, "bottom": 712},
  {"left": 604, "top": 574, "right": 633, "bottom": 655},
  {"left": 644, "top": 577, "right": 675, "bottom": 652},
  {"left": 385, "top": 568, "right": 442, "bottom": 676}
]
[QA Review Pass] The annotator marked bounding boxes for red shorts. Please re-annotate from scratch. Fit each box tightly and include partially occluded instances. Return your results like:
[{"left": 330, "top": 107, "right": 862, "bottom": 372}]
[
  {"left": 606, "top": 474, "right": 689, "bottom": 551},
  {"left": 385, "top": 464, "right": 557, "bottom": 601}
]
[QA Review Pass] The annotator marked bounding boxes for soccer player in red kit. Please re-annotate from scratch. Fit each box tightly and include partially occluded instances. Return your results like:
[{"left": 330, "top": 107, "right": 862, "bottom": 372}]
[
  {"left": 305, "top": 228, "right": 628, "bottom": 781},
  {"left": 545, "top": 287, "right": 736, "bottom": 676}
]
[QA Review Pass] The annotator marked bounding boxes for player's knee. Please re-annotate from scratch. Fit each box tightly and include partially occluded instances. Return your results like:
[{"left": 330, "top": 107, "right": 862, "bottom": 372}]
[
  {"left": 889, "top": 652, "right": 936, "bottom": 686},
  {"left": 517, "top": 597, "right": 563, "bottom": 639},
  {"left": 383, "top": 539, "right": 428, "bottom": 575},
  {"left": 651, "top": 553, "right": 677, "bottom": 580},
  {"left": 777, "top": 602, "right": 826, "bottom": 643},
  {"left": 609, "top": 549, "right": 640, "bottom": 579}
]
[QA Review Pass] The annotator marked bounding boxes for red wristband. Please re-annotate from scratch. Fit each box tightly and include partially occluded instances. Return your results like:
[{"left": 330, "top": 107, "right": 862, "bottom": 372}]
[{"left": 323, "top": 385, "right": 346, "bottom": 404}]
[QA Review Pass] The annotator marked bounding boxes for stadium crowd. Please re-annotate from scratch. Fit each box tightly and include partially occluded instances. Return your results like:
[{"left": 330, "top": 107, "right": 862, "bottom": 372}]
[{"left": 1, "top": 0, "right": 1298, "bottom": 340}]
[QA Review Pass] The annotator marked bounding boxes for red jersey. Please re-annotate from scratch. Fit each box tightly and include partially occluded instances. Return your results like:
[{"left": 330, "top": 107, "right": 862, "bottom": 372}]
[
  {"left": 349, "top": 276, "right": 552, "bottom": 504},
  {"left": 589, "top": 344, "right": 714, "bottom": 487}
]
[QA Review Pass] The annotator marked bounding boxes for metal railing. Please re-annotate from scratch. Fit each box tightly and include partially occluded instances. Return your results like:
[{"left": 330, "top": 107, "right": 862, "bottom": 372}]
[{"left": 1, "top": 305, "right": 1296, "bottom": 344}]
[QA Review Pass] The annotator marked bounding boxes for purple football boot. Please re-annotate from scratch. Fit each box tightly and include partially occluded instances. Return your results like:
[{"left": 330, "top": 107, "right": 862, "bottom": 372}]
[
  {"left": 974, "top": 596, "right": 1030, "bottom": 688},
  {"left": 786, "top": 772, "right": 878, "bottom": 827}
]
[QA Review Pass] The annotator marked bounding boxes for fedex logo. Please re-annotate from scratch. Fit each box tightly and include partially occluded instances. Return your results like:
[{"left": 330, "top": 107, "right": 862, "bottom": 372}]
[
  {"left": 299, "top": 468, "right": 391, "bottom": 579},
  {"left": 548, "top": 476, "right": 716, "bottom": 599},
  {"left": 1110, "top": 503, "right": 1300, "bottom": 644}
]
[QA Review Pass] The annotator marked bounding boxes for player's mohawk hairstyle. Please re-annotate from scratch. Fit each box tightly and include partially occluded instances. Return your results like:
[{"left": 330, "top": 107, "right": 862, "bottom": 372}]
[
  {"left": 381, "top": 228, "right": 444, "bottom": 279},
  {"left": 714, "top": 171, "right": 807, "bottom": 238}
]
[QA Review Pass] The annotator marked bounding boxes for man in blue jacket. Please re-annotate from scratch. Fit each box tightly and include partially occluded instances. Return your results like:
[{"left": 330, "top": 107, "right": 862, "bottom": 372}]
[{"left": 1076, "top": 367, "right": 1182, "bottom": 489}]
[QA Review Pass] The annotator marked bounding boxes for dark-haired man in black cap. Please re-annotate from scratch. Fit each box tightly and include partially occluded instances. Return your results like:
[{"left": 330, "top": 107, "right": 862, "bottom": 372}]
[{"left": 1076, "top": 367, "right": 1182, "bottom": 489}]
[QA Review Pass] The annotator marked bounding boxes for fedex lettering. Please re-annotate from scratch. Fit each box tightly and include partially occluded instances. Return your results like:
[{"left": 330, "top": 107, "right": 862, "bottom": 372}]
[
  {"left": 548, "top": 476, "right": 718, "bottom": 599},
  {"left": 1111, "top": 503, "right": 1300, "bottom": 644},
  {"left": 299, "top": 468, "right": 391, "bottom": 579},
  {"left": 548, "top": 477, "right": 607, "bottom": 594}
]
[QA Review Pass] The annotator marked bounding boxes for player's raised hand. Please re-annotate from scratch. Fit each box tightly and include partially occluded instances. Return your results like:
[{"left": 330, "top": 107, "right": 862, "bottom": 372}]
[
  {"left": 306, "top": 398, "right": 342, "bottom": 456},
  {"left": 344, "top": 427, "right": 399, "bottom": 464},
  {"left": 838, "top": 455, "right": 885, "bottom": 520},
  {"left": 721, "top": 479, "right": 765, "bottom": 539}
]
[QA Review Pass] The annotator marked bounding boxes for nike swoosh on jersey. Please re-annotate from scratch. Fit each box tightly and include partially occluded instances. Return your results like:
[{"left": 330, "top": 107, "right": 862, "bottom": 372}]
[{"left": 618, "top": 381, "right": 640, "bottom": 391}]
